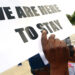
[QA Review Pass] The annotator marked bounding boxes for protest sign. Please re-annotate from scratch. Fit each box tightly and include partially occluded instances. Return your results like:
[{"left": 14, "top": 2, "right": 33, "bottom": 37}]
[{"left": 0, "top": 0, "right": 75, "bottom": 73}]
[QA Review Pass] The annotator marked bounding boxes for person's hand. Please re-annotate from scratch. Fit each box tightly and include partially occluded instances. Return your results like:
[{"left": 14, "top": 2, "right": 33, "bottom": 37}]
[
  {"left": 41, "top": 30, "right": 70, "bottom": 75},
  {"left": 41, "top": 30, "right": 70, "bottom": 67}
]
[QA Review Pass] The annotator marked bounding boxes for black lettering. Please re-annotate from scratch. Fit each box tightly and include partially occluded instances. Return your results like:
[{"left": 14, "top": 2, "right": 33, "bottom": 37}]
[
  {"left": 16, "top": 7, "right": 26, "bottom": 18},
  {"left": 25, "top": 26, "right": 38, "bottom": 40},
  {"left": 0, "top": 7, "right": 5, "bottom": 20},
  {"left": 54, "top": 20, "right": 62, "bottom": 29},
  {"left": 15, "top": 28, "right": 28, "bottom": 43},
  {"left": 44, "top": 6, "right": 52, "bottom": 14},
  {"left": 38, "top": 6, "right": 48, "bottom": 15},
  {"left": 43, "top": 22, "right": 53, "bottom": 33},
  {"left": 37, "top": 23, "right": 43, "bottom": 29},
  {"left": 37, "top": 23, "right": 48, "bottom": 33},
  {"left": 3, "top": 7, "right": 15, "bottom": 19},
  {"left": 49, "top": 21, "right": 59, "bottom": 31},
  {"left": 31, "top": 6, "right": 40, "bottom": 16},
  {"left": 23, "top": 7, "right": 34, "bottom": 17},
  {"left": 49, "top": 5, "right": 57, "bottom": 13}
]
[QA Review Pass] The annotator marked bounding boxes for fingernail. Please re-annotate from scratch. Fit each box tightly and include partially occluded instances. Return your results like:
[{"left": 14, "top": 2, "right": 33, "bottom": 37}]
[
  {"left": 42, "top": 29, "right": 47, "bottom": 33},
  {"left": 42, "top": 30, "right": 46, "bottom": 33}
]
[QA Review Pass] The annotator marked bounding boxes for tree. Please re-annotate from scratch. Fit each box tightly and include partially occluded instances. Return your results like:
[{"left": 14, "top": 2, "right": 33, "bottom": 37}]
[{"left": 66, "top": 12, "right": 75, "bottom": 25}]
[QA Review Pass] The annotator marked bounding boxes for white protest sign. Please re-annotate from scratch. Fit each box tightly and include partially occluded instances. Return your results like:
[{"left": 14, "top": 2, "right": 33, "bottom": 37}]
[{"left": 0, "top": 0, "right": 75, "bottom": 73}]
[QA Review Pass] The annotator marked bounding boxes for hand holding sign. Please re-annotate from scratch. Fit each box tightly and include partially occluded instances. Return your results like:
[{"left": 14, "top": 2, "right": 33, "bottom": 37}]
[
  {"left": 0, "top": 0, "right": 75, "bottom": 73},
  {"left": 41, "top": 31, "right": 70, "bottom": 75}
]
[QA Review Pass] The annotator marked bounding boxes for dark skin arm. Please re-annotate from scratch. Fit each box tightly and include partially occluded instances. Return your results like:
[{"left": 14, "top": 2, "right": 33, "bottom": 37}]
[{"left": 41, "top": 30, "right": 70, "bottom": 75}]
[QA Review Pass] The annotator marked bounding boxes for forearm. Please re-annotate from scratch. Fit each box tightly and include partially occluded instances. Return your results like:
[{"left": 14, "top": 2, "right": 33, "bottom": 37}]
[{"left": 50, "top": 63, "right": 69, "bottom": 75}]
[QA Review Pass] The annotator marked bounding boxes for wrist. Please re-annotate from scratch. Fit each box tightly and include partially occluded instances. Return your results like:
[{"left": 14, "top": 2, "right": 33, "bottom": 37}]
[{"left": 50, "top": 63, "right": 69, "bottom": 75}]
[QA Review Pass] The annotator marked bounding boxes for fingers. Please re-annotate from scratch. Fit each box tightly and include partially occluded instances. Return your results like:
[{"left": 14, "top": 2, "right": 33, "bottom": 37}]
[
  {"left": 60, "top": 41, "right": 70, "bottom": 59},
  {"left": 49, "top": 34, "right": 55, "bottom": 40},
  {"left": 48, "top": 34, "right": 55, "bottom": 48},
  {"left": 54, "top": 39, "right": 61, "bottom": 59},
  {"left": 54, "top": 39, "right": 61, "bottom": 47},
  {"left": 41, "top": 30, "right": 48, "bottom": 48},
  {"left": 61, "top": 40, "right": 67, "bottom": 47}
]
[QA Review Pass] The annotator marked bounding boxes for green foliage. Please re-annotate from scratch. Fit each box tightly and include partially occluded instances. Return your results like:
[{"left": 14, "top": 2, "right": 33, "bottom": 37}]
[{"left": 66, "top": 12, "right": 75, "bottom": 25}]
